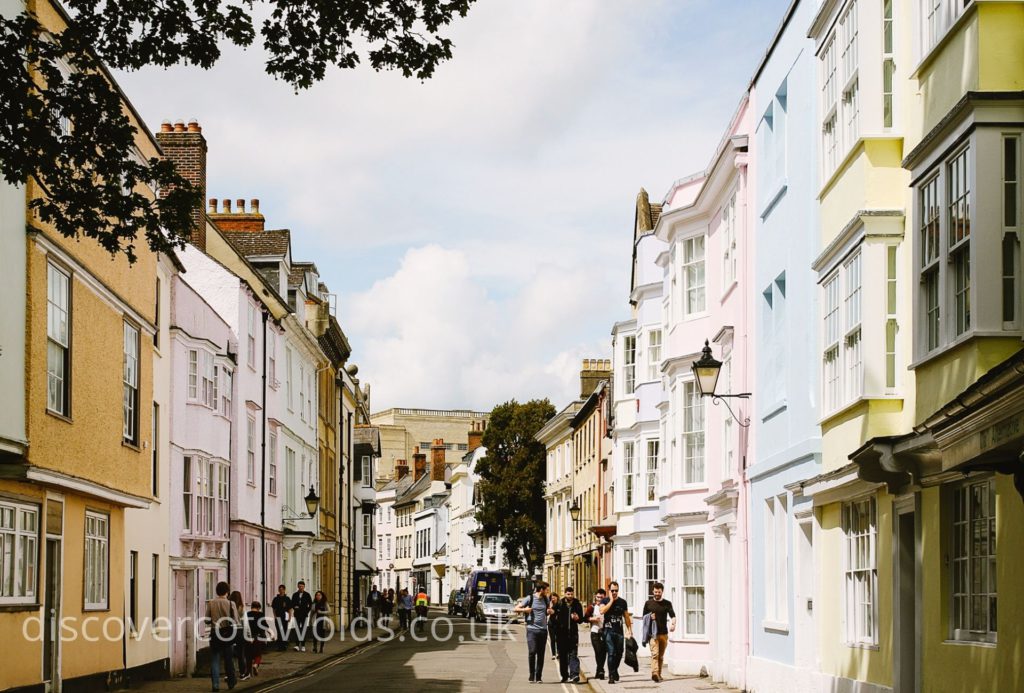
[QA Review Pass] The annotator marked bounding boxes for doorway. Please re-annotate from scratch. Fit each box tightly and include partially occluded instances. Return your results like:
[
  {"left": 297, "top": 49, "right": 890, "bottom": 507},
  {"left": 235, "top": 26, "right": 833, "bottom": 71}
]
[
  {"left": 794, "top": 519, "right": 816, "bottom": 669},
  {"left": 895, "top": 509, "right": 918, "bottom": 693},
  {"left": 43, "top": 538, "right": 61, "bottom": 693}
]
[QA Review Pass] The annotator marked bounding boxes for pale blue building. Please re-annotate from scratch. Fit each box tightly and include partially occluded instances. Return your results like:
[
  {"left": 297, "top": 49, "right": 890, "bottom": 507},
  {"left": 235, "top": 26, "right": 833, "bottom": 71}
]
[{"left": 746, "top": 1, "right": 823, "bottom": 690}]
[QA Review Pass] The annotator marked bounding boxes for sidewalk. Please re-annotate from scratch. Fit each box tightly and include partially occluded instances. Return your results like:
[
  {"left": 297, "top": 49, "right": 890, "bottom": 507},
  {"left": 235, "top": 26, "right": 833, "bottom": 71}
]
[
  {"left": 576, "top": 641, "right": 742, "bottom": 693},
  {"left": 138, "top": 626, "right": 387, "bottom": 692}
]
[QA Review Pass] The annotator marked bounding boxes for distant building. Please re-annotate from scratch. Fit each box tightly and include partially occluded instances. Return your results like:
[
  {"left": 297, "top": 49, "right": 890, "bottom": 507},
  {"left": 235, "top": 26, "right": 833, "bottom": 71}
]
[{"left": 370, "top": 407, "right": 488, "bottom": 480}]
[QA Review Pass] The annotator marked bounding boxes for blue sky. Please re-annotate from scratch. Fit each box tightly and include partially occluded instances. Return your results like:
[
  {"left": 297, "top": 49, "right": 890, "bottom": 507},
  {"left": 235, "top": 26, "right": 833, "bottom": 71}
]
[{"left": 116, "top": 0, "right": 791, "bottom": 411}]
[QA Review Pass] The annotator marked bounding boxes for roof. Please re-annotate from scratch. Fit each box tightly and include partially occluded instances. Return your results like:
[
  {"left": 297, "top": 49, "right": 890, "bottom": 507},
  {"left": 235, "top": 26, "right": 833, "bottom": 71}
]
[
  {"left": 395, "top": 473, "right": 431, "bottom": 507},
  {"left": 353, "top": 426, "right": 381, "bottom": 454},
  {"left": 222, "top": 230, "right": 291, "bottom": 258},
  {"left": 288, "top": 264, "right": 306, "bottom": 288}
]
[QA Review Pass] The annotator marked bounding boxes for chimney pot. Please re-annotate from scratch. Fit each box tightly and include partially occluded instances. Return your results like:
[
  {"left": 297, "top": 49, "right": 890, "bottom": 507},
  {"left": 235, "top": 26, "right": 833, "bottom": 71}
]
[
  {"left": 209, "top": 198, "right": 218, "bottom": 213},
  {"left": 173, "top": 120, "right": 185, "bottom": 133},
  {"left": 160, "top": 121, "right": 172, "bottom": 133},
  {"left": 187, "top": 119, "right": 201, "bottom": 133},
  {"left": 251, "top": 198, "right": 260, "bottom": 214},
  {"left": 223, "top": 199, "right": 231, "bottom": 213},
  {"left": 236, "top": 198, "right": 245, "bottom": 213}
]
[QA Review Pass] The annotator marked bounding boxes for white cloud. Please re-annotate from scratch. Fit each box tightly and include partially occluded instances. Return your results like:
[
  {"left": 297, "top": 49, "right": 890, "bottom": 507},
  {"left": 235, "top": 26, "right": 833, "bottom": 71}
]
[{"left": 114, "top": 0, "right": 792, "bottom": 411}]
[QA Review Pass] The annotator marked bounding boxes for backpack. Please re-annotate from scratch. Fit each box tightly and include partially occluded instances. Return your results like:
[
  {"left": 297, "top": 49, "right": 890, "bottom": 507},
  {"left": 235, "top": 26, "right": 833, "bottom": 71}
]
[{"left": 524, "top": 593, "right": 549, "bottom": 626}]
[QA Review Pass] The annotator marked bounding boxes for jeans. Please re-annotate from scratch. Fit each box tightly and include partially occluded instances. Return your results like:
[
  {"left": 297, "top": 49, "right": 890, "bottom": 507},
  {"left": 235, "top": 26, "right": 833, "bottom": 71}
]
[
  {"left": 292, "top": 615, "right": 309, "bottom": 646},
  {"left": 548, "top": 626, "right": 558, "bottom": 655},
  {"left": 557, "top": 638, "right": 580, "bottom": 680},
  {"left": 398, "top": 608, "right": 409, "bottom": 629},
  {"left": 650, "top": 634, "right": 669, "bottom": 679},
  {"left": 209, "top": 643, "right": 236, "bottom": 691},
  {"left": 526, "top": 628, "right": 548, "bottom": 681},
  {"left": 590, "top": 631, "right": 607, "bottom": 676},
  {"left": 604, "top": 630, "right": 624, "bottom": 681},
  {"left": 274, "top": 615, "right": 288, "bottom": 650}
]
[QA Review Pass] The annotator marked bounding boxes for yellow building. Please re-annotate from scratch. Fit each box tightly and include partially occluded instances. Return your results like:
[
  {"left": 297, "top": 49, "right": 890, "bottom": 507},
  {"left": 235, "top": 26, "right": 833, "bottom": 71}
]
[
  {"left": 0, "top": 1, "right": 167, "bottom": 689},
  {"left": 802, "top": 1, "right": 1024, "bottom": 692}
]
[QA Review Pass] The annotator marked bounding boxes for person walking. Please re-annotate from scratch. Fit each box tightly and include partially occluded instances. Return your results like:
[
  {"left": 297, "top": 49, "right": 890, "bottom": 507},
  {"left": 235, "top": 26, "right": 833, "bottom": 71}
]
[
  {"left": 270, "top": 585, "right": 292, "bottom": 652},
  {"left": 366, "top": 584, "right": 381, "bottom": 626},
  {"left": 553, "top": 586, "right": 584, "bottom": 683},
  {"left": 398, "top": 588, "right": 414, "bottom": 630},
  {"left": 311, "top": 591, "right": 331, "bottom": 653},
  {"left": 204, "top": 581, "right": 238, "bottom": 692},
  {"left": 547, "top": 593, "right": 560, "bottom": 659},
  {"left": 514, "top": 581, "right": 553, "bottom": 684},
  {"left": 228, "top": 591, "right": 248, "bottom": 679},
  {"left": 642, "top": 582, "right": 676, "bottom": 683},
  {"left": 291, "top": 580, "right": 314, "bottom": 651},
  {"left": 584, "top": 588, "right": 609, "bottom": 680},
  {"left": 600, "top": 581, "right": 632, "bottom": 684},
  {"left": 414, "top": 587, "right": 429, "bottom": 634},
  {"left": 380, "top": 589, "right": 395, "bottom": 628},
  {"left": 244, "top": 602, "right": 270, "bottom": 677}
]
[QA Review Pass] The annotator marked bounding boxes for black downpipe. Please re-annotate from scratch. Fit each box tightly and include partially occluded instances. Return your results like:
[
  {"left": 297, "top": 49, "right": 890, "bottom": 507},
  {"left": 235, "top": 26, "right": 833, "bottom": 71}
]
[
  {"left": 260, "top": 310, "right": 268, "bottom": 606},
  {"left": 337, "top": 377, "right": 344, "bottom": 625}
]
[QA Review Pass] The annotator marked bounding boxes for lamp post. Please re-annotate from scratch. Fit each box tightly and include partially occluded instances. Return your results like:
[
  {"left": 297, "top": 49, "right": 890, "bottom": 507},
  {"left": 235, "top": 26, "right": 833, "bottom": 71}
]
[{"left": 691, "top": 340, "right": 751, "bottom": 427}]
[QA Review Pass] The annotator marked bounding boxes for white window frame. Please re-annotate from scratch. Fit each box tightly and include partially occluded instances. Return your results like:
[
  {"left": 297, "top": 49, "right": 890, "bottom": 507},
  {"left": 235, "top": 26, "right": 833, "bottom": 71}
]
[
  {"left": 123, "top": 322, "right": 140, "bottom": 444},
  {"left": 268, "top": 332, "right": 277, "bottom": 388},
  {"left": 84, "top": 511, "right": 109, "bottom": 610},
  {"left": 621, "top": 548, "right": 635, "bottom": 606},
  {"left": 647, "top": 330, "right": 662, "bottom": 382},
  {"left": 682, "top": 236, "right": 706, "bottom": 316},
  {"left": 46, "top": 262, "right": 71, "bottom": 416},
  {"left": 0, "top": 501, "right": 39, "bottom": 604},
  {"left": 362, "top": 455, "right": 372, "bottom": 487},
  {"left": 681, "top": 536, "right": 705, "bottom": 638},
  {"left": 840, "top": 1, "right": 860, "bottom": 151},
  {"left": 623, "top": 335, "right": 636, "bottom": 395},
  {"left": 721, "top": 192, "right": 737, "bottom": 287},
  {"left": 247, "top": 302, "right": 257, "bottom": 368},
  {"left": 1003, "top": 135, "right": 1021, "bottom": 329},
  {"left": 299, "top": 364, "right": 306, "bottom": 422},
  {"left": 821, "top": 37, "right": 839, "bottom": 178},
  {"left": 622, "top": 441, "right": 635, "bottom": 507},
  {"left": 182, "top": 455, "right": 193, "bottom": 533},
  {"left": 220, "top": 367, "right": 232, "bottom": 417},
  {"left": 882, "top": 0, "right": 896, "bottom": 129},
  {"left": 645, "top": 440, "right": 659, "bottom": 503},
  {"left": 921, "top": 0, "right": 973, "bottom": 56},
  {"left": 763, "top": 495, "right": 789, "bottom": 626},
  {"left": 842, "top": 497, "right": 878, "bottom": 645},
  {"left": 286, "top": 347, "right": 294, "bottom": 411},
  {"left": 949, "top": 477, "right": 996, "bottom": 643},
  {"left": 644, "top": 546, "right": 659, "bottom": 599},
  {"left": 682, "top": 381, "right": 705, "bottom": 484},
  {"left": 843, "top": 252, "right": 863, "bottom": 402},
  {"left": 269, "top": 431, "right": 278, "bottom": 496},
  {"left": 247, "top": 416, "right": 256, "bottom": 484}
]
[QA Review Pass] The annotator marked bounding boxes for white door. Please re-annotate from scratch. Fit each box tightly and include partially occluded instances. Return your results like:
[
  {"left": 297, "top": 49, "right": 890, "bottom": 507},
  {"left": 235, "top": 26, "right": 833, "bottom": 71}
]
[
  {"left": 794, "top": 520, "right": 816, "bottom": 670},
  {"left": 171, "top": 571, "right": 188, "bottom": 675}
]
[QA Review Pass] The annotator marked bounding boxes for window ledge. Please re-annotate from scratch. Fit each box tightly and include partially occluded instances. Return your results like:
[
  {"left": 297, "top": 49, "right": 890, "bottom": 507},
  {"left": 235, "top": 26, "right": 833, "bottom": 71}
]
[
  {"left": 762, "top": 620, "right": 790, "bottom": 634},
  {"left": 909, "top": 329, "right": 1017, "bottom": 370},
  {"left": 46, "top": 409, "right": 73, "bottom": 424},
  {"left": 122, "top": 440, "right": 141, "bottom": 453},
  {"left": 845, "top": 642, "right": 880, "bottom": 651},
  {"left": 759, "top": 180, "right": 788, "bottom": 219},
  {"left": 761, "top": 401, "right": 788, "bottom": 423},
  {"left": 818, "top": 397, "right": 871, "bottom": 426},
  {"left": 943, "top": 638, "right": 996, "bottom": 648},
  {"left": 910, "top": 3, "right": 978, "bottom": 81},
  {"left": 0, "top": 602, "right": 41, "bottom": 612}
]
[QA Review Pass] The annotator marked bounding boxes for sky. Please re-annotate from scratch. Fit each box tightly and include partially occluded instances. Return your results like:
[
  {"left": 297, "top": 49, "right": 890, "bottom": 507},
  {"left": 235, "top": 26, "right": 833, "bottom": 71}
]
[{"left": 116, "top": 0, "right": 791, "bottom": 413}]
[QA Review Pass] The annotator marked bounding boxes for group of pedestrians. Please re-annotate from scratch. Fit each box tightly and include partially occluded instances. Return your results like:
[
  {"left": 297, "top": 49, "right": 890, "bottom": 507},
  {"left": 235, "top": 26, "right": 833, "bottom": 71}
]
[
  {"left": 205, "top": 580, "right": 332, "bottom": 692},
  {"left": 516, "top": 579, "right": 676, "bottom": 686},
  {"left": 367, "top": 584, "right": 431, "bottom": 632}
]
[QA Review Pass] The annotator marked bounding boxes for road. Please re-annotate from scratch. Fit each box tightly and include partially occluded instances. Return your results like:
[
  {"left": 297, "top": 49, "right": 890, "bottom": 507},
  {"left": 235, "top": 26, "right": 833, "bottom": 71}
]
[{"left": 252, "top": 611, "right": 587, "bottom": 693}]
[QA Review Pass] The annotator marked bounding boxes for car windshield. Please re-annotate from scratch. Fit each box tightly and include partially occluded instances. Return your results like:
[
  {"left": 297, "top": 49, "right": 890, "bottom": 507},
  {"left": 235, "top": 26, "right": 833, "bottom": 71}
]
[{"left": 483, "top": 594, "right": 512, "bottom": 604}]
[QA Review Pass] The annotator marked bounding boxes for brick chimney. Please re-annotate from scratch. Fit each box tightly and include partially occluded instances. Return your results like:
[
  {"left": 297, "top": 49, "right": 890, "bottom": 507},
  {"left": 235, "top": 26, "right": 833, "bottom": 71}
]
[
  {"left": 209, "top": 196, "right": 266, "bottom": 232},
  {"left": 413, "top": 448, "right": 427, "bottom": 482},
  {"left": 467, "top": 423, "right": 483, "bottom": 453},
  {"left": 156, "top": 119, "right": 207, "bottom": 250},
  {"left": 394, "top": 459, "right": 409, "bottom": 481},
  {"left": 580, "top": 358, "right": 612, "bottom": 399},
  {"left": 430, "top": 439, "right": 446, "bottom": 481}
]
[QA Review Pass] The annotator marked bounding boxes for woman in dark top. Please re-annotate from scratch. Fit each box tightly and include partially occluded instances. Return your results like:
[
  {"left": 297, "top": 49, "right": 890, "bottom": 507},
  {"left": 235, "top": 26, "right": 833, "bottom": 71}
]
[
  {"left": 380, "top": 589, "right": 395, "bottom": 627},
  {"left": 312, "top": 591, "right": 331, "bottom": 653},
  {"left": 547, "top": 593, "right": 560, "bottom": 658},
  {"left": 229, "top": 591, "right": 248, "bottom": 678}
]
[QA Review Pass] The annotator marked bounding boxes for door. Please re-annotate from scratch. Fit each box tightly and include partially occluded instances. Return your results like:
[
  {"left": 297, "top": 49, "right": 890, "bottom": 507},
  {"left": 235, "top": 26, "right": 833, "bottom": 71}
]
[
  {"left": 715, "top": 533, "right": 732, "bottom": 683},
  {"left": 43, "top": 539, "right": 61, "bottom": 692},
  {"left": 895, "top": 510, "right": 918, "bottom": 693},
  {"left": 171, "top": 570, "right": 188, "bottom": 675},
  {"left": 794, "top": 519, "right": 816, "bottom": 669}
]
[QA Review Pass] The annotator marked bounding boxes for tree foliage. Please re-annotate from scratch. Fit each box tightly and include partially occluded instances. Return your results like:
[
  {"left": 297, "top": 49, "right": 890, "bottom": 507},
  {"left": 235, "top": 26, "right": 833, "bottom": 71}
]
[
  {"left": 0, "top": 0, "right": 474, "bottom": 261},
  {"left": 475, "top": 398, "right": 556, "bottom": 573}
]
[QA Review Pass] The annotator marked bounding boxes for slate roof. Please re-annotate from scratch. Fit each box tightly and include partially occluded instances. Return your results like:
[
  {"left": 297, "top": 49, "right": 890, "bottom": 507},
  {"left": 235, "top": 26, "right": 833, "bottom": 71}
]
[{"left": 222, "top": 229, "right": 291, "bottom": 258}]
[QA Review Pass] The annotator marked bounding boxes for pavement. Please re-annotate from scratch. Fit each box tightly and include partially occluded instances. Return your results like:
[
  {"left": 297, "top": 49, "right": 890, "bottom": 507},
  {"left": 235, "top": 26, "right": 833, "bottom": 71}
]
[{"left": 134, "top": 611, "right": 742, "bottom": 692}]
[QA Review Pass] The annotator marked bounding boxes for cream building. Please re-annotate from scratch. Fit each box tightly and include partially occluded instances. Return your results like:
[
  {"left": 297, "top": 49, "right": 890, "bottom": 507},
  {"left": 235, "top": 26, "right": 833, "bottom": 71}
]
[
  {"left": 371, "top": 408, "right": 488, "bottom": 479},
  {"left": 538, "top": 401, "right": 581, "bottom": 594}
]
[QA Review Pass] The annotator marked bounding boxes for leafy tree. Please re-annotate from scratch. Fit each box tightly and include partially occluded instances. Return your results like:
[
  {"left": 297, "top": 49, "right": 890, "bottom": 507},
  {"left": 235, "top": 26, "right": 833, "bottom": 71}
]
[
  {"left": 475, "top": 398, "right": 556, "bottom": 574},
  {"left": 1, "top": 0, "right": 474, "bottom": 262}
]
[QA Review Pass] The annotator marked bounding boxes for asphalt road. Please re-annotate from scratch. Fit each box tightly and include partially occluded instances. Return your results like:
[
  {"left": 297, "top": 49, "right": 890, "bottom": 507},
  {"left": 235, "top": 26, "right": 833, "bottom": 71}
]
[{"left": 252, "top": 612, "right": 588, "bottom": 693}]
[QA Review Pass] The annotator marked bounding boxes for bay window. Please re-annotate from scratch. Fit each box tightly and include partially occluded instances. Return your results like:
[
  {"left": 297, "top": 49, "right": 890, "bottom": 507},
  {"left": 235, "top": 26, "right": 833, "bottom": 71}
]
[
  {"left": 645, "top": 440, "right": 659, "bottom": 503},
  {"left": 822, "top": 250, "right": 864, "bottom": 414},
  {"left": 622, "top": 442, "right": 635, "bottom": 507},
  {"left": 647, "top": 330, "right": 662, "bottom": 381},
  {"left": 623, "top": 336, "right": 636, "bottom": 395},
  {"left": 682, "top": 236, "right": 706, "bottom": 315}
]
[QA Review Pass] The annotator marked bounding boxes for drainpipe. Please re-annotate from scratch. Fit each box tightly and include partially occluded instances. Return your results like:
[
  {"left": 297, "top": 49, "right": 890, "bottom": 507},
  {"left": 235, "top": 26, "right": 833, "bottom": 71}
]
[{"left": 260, "top": 310, "right": 268, "bottom": 606}]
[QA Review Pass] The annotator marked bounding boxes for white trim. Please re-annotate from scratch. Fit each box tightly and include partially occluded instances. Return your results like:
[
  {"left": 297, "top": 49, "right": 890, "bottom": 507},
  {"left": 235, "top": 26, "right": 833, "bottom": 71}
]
[
  {"left": 32, "top": 233, "right": 156, "bottom": 336},
  {"left": 24, "top": 468, "right": 150, "bottom": 508}
]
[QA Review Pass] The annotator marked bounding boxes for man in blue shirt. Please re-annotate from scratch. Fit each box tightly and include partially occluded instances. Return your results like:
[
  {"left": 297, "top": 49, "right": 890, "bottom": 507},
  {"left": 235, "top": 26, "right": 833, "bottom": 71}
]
[{"left": 514, "top": 581, "right": 554, "bottom": 684}]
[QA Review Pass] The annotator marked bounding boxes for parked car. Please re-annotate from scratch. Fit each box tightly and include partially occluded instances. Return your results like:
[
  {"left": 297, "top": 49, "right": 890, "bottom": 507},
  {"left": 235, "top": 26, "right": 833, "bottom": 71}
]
[
  {"left": 447, "top": 589, "right": 467, "bottom": 617},
  {"left": 474, "top": 593, "right": 515, "bottom": 622}
]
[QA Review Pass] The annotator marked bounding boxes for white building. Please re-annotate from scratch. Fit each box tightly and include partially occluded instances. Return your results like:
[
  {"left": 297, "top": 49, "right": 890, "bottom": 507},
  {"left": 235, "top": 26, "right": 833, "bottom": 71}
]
[
  {"left": 353, "top": 425, "right": 380, "bottom": 610},
  {"left": 375, "top": 478, "right": 397, "bottom": 593}
]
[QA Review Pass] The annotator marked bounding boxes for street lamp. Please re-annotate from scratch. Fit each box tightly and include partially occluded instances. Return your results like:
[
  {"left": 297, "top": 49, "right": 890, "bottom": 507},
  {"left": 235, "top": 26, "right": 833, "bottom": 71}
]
[
  {"left": 304, "top": 485, "right": 320, "bottom": 518},
  {"left": 568, "top": 500, "right": 581, "bottom": 523},
  {"left": 691, "top": 340, "right": 751, "bottom": 427}
]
